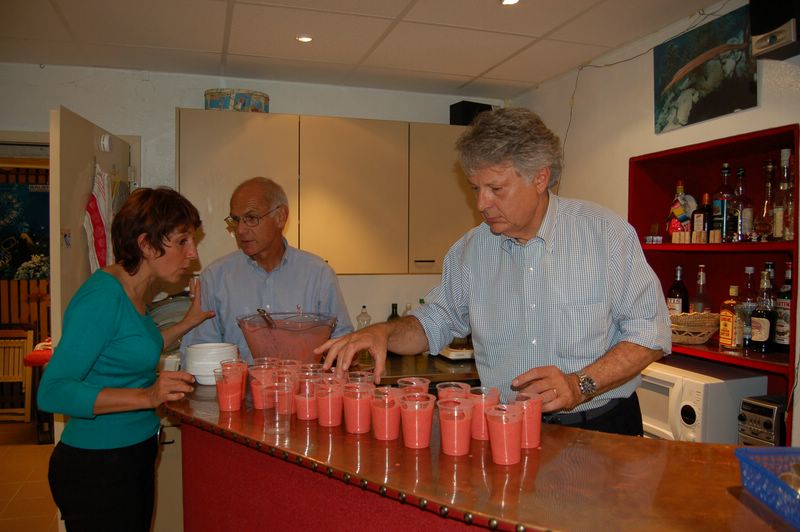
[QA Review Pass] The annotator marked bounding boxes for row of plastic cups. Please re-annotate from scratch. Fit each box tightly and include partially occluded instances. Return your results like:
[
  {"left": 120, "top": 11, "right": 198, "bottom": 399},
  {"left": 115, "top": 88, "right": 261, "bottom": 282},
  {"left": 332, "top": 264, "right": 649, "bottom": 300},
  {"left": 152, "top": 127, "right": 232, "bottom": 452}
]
[{"left": 213, "top": 358, "right": 248, "bottom": 411}]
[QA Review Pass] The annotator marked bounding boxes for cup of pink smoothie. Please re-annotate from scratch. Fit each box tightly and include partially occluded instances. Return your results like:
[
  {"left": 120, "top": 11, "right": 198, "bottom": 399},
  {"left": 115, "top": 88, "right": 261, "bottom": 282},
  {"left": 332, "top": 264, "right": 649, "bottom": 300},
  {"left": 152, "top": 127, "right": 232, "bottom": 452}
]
[
  {"left": 438, "top": 397, "right": 474, "bottom": 456},
  {"left": 485, "top": 403, "right": 524, "bottom": 465},
  {"left": 214, "top": 366, "right": 244, "bottom": 412},
  {"left": 237, "top": 312, "right": 336, "bottom": 364},
  {"left": 513, "top": 392, "right": 543, "bottom": 449},
  {"left": 397, "top": 377, "right": 430, "bottom": 394},
  {"left": 399, "top": 393, "right": 437, "bottom": 449},
  {"left": 435, "top": 382, "right": 470, "bottom": 400},
  {"left": 249, "top": 364, "right": 276, "bottom": 409},
  {"left": 262, "top": 382, "right": 293, "bottom": 434},
  {"left": 316, "top": 377, "right": 345, "bottom": 427},
  {"left": 343, "top": 382, "right": 375, "bottom": 434},
  {"left": 371, "top": 387, "right": 401, "bottom": 441},
  {"left": 469, "top": 386, "right": 499, "bottom": 441},
  {"left": 295, "top": 374, "right": 322, "bottom": 420}
]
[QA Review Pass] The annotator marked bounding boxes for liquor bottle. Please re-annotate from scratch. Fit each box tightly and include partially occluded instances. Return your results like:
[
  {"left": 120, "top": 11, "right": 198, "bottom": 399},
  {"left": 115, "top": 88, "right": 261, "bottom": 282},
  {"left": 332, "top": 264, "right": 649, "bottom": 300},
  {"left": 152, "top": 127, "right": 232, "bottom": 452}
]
[
  {"left": 754, "top": 161, "right": 776, "bottom": 240},
  {"left": 733, "top": 167, "right": 754, "bottom": 241},
  {"left": 401, "top": 303, "right": 413, "bottom": 317},
  {"left": 774, "top": 262, "right": 792, "bottom": 353},
  {"left": 666, "top": 180, "right": 696, "bottom": 235},
  {"left": 691, "top": 193, "right": 713, "bottom": 242},
  {"left": 689, "top": 264, "right": 711, "bottom": 313},
  {"left": 774, "top": 156, "right": 791, "bottom": 239},
  {"left": 719, "top": 285, "right": 743, "bottom": 352},
  {"left": 780, "top": 149, "right": 795, "bottom": 242},
  {"left": 750, "top": 270, "right": 777, "bottom": 354},
  {"left": 764, "top": 261, "right": 777, "bottom": 307},
  {"left": 738, "top": 266, "right": 758, "bottom": 351},
  {"left": 666, "top": 265, "right": 689, "bottom": 315},
  {"left": 712, "top": 163, "right": 736, "bottom": 242},
  {"left": 355, "top": 305, "right": 372, "bottom": 330},
  {"left": 387, "top": 303, "right": 400, "bottom": 321}
]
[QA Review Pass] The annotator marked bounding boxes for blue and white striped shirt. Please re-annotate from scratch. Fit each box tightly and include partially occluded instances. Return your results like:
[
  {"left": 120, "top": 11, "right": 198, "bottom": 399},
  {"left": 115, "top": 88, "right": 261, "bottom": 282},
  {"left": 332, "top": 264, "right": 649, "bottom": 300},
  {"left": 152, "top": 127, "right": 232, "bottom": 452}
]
[{"left": 411, "top": 193, "right": 671, "bottom": 408}]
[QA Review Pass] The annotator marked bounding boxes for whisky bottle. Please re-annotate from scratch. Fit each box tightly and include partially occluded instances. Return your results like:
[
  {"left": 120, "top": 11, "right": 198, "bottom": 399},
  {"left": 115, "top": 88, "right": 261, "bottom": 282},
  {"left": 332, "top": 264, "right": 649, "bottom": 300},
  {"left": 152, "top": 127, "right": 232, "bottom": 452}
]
[
  {"left": 719, "top": 285, "right": 742, "bottom": 352},
  {"left": 774, "top": 262, "right": 792, "bottom": 353},
  {"left": 666, "top": 265, "right": 689, "bottom": 315},
  {"left": 750, "top": 270, "right": 776, "bottom": 354},
  {"left": 691, "top": 193, "right": 713, "bottom": 242},
  {"left": 738, "top": 266, "right": 758, "bottom": 350}
]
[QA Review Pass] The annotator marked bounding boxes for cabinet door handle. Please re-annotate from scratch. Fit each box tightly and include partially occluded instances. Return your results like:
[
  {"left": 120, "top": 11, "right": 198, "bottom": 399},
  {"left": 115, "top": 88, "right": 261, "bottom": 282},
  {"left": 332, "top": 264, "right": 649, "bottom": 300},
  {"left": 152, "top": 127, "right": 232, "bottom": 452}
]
[{"left": 413, "top": 259, "right": 436, "bottom": 263}]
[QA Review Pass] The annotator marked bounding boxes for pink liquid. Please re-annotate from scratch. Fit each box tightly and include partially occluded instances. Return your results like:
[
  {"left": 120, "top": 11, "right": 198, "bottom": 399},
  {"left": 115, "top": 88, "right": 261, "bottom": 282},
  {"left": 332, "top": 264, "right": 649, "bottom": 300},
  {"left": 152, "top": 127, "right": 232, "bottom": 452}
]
[
  {"left": 486, "top": 415, "right": 523, "bottom": 465},
  {"left": 216, "top": 380, "right": 242, "bottom": 412},
  {"left": 249, "top": 367, "right": 276, "bottom": 409},
  {"left": 471, "top": 396, "right": 499, "bottom": 441},
  {"left": 295, "top": 394, "right": 318, "bottom": 420},
  {"left": 400, "top": 406, "right": 435, "bottom": 449},
  {"left": 317, "top": 394, "right": 343, "bottom": 427},
  {"left": 440, "top": 413, "right": 471, "bottom": 456},
  {"left": 343, "top": 395, "right": 371, "bottom": 434},
  {"left": 275, "top": 390, "right": 293, "bottom": 415},
  {"left": 371, "top": 401, "right": 400, "bottom": 440},
  {"left": 519, "top": 398, "right": 542, "bottom": 449},
  {"left": 238, "top": 315, "right": 334, "bottom": 364}
]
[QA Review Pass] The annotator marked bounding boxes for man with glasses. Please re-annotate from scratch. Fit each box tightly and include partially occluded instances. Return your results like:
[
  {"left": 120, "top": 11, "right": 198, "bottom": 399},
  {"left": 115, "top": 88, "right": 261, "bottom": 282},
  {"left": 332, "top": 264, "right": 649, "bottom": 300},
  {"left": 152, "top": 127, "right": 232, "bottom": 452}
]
[{"left": 180, "top": 177, "right": 353, "bottom": 364}]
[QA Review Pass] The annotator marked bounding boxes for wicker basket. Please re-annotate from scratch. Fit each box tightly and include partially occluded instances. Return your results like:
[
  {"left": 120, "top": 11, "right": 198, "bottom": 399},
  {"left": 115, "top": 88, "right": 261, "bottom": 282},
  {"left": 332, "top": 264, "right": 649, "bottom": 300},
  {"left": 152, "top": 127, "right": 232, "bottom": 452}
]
[{"left": 670, "top": 312, "right": 720, "bottom": 345}]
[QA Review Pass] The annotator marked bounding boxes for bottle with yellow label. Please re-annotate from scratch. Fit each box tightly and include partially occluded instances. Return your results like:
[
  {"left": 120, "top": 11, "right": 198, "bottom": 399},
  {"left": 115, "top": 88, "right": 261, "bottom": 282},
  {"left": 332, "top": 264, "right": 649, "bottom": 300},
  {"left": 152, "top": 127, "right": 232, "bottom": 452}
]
[{"left": 719, "top": 285, "right": 743, "bottom": 352}]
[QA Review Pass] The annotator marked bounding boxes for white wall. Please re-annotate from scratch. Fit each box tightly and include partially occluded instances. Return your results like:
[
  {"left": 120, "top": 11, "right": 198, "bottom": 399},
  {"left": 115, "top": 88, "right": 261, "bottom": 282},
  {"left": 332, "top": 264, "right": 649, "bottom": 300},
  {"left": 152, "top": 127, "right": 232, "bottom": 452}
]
[{"left": 511, "top": 0, "right": 800, "bottom": 444}]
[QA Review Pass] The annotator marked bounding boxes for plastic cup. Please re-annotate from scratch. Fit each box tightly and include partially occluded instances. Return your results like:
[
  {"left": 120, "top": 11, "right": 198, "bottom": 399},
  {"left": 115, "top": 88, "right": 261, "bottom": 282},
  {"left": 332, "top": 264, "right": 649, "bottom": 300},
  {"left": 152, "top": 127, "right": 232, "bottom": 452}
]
[
  {"left": 249, "top": 364, "right": 276, "bottom": 409},
  {"left": 436, "top": 381, "right": 470, "bottom": 400},
  {"left": 316, "top": 377, "right": 344, "bottom": 427},
  {"left": 397, "top": 377, "right": 430, "bottom": 394},
  {"left": 277, "top": 359, "right": 302, "bottom": 372},
  {"left": 399, "top": 393, "right": 436, "bottom": 449},
  {"left": 274, "top": 368, "right": 299, "bottom": 414},
  {"left": 485, "top": 404, "right": 524, "bottom": 465},
  {"left": 295, "top": 374, "right": 322, "bottom": 420},
  {"left": 469, "top": 386, "right": 500, "bottom": 440},
  {"left": 300, "top": 362, "right": 324, "bottom": 373},
  {"left": 438, "top": 397, "right": 474, "bottom": 456},
  {"left": 347, "top": 370, "right": 374, "bottom": 383},
  {"left": 262, "top": 382, "right": 293, "bottom": 434},
  {"left": 514, "top": 392, "right": 543, "bottom": 449},
  {"left": 252, "top": 357, "right": 280, "bottom": 367},
  {"left": 343, "top": 382, "right": 375, "bottom": 434},
  {"left": 221, "top": 358, "right": 247, "bottom": 397},
  {"left": 371, "top": 387, "right": 401, "bottom": 441},
  {"left": 214, "top": 366, "right": 244, "bottom": 412}
]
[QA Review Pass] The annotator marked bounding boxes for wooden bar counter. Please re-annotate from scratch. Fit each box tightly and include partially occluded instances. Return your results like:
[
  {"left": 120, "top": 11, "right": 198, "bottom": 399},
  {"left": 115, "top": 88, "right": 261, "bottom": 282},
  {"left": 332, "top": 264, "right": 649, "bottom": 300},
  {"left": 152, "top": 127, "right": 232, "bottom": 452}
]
[{"left": 164, "top": 366, "right": 788, "bottom": 531}]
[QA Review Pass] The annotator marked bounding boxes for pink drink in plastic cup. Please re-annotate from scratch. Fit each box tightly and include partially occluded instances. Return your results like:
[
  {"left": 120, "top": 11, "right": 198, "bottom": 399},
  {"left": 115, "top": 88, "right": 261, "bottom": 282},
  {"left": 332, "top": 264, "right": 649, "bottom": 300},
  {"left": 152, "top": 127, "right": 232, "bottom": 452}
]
[
  {"left": 397, "top": 377, "right": 430, "bottom": 394},
  {"left": 514, "top": 392, "right": 543, "bottom": 449},
  {"left": 469, "top": 386, "right": 500, "bottom": 440},
  {"left": 214, "top": 367, "right": 243, "bottom": 412},
  {"left": 316, "top": 378, "right": 344, "bottom": 427},
  {"left": 371, "top": 387, "right": 401, "bottom": 441},
  {"left": 249, "top": 364, "right": 276, "bottom": 409},
  {"left": 343, "top": 382, "right": 374, "bottom": 433},
  {"left": 262, "top": 383, "right": 292, "bottom": 435},
  {"left": 399, "top": 393, "right": 436, "bottom": 449},
  {"left": 485, "top": 404, "right": 524, "bottom": 465},
  {"left": 221, "top": 358, "right": 247, "bottom": 397},
  {"left": 295, "top": 375, "right": 321, "bottom": 420},
  {"left": 438, "top": 397, "right": 473, "bottom": 456},
  {"left": 274, "top": 368, "right": 299, "bottom": 414},
  {"left": 436, "top": 382, "right": 470, "bottom": 400}
]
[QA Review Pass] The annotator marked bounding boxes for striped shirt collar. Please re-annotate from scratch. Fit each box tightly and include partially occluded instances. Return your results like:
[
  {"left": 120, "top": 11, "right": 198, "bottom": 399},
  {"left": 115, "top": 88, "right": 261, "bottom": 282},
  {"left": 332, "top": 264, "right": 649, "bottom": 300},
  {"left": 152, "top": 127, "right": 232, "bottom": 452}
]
[{"left": 501, "top": 190, "right": 558, "bottom": 253}]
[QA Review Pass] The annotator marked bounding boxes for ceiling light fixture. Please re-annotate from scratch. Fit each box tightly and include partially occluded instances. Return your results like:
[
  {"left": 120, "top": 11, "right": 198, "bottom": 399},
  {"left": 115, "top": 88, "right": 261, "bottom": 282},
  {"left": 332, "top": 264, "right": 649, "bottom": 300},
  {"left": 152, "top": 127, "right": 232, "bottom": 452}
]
[
  {"left": 500, "top": 0, "right": 519, "bottom": 5},
  {"left": 295, "top": 33, "right": 313, "bottom": 43}
]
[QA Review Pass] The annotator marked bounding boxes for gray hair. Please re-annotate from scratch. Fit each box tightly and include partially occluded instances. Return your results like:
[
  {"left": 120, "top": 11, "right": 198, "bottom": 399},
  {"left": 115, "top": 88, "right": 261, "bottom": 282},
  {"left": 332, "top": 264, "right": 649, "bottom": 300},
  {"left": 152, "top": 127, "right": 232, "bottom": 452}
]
[
  {"left": 456, "top": 107, "right": 562, "bottom": 188},
  {"left": 234, "top": 177, "right": 288, "bottom": 211}
]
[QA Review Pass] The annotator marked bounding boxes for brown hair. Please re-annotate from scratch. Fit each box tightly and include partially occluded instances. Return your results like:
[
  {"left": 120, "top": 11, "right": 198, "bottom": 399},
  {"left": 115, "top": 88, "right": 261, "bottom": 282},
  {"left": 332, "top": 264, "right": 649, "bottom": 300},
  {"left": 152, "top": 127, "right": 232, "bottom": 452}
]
[{"left": 111, "top": 187, "right": 201, "bottom": 274}]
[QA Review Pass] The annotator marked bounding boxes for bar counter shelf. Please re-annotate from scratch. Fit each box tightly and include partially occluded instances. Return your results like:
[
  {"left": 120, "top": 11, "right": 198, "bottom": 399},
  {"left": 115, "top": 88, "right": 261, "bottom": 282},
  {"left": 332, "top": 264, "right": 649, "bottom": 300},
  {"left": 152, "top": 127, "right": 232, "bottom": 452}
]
[{"left": 163, "top": 384, "right": 791, "bottom": 531}]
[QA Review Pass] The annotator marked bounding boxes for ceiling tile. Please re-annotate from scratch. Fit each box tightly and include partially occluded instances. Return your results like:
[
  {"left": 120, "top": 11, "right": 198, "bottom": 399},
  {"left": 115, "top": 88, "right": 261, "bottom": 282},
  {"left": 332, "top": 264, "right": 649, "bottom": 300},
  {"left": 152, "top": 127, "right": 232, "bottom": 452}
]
[
  {"left": 1, "top": 0, "right": 71, "bottom": 40},
  {"left": 240, "top": 0, "right": 412, "bottom": 18},
  {"left": 346, "top": 65, "right": 473, "bottom": 94},
  {"left": 229, "top": 4, "right": 392, "bottom": 62},
  {"left": 225, "top": 54, "right": 352, "bottom": 85},
  {"left": 405, "top": 0, "right": 598, "bottom": 36},
  {"left": 458, "top": 77, "right": 538, "bottom": 100},
  {"left": 0, "top": 37, "right": 85, "bottom": 66},
  {"left": 487, "top": 38, "right": 608, "bottom": 83},
  {"left": 365, "top": 22, "right": 532, "bottom": 76},
  {"left": 55, "top": 0, "right": 226, "bottom": 51}
]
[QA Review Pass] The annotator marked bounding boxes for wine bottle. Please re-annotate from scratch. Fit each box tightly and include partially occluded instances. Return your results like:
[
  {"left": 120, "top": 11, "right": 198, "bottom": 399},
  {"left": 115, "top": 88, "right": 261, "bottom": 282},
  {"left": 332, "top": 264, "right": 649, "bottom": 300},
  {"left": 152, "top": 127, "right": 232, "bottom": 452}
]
[
  {"left": 774, "top": 262, "right": 792, "bottom": 353},
  {"left": 689, "top": 264, "right": 711, "bottom": 313},
  {"left": 387, "top": 303, "right": 400, "bottom": 321},
  {"left": 750, "top": 270, "right": 776, "bottom": 354},
  {"left": 754, "top": 161, "right": 776, "bottom": 240},
  {"left": 733, "top": 167, "right": 753, "bottom": 241},
  {"left": 666, "top": 265, "right": 689, "bottom": 315},
  {"left": 719, "top": 285, "right": 742, "bottom": 352},
  {"left": 780, "top": 148, "right": 795, "bottom": 242},
  {"left": 691, "top": 193, "right": 713, "bottom": 242},
  {"left": 738, "top": 266, "right": 758, "bottom": 351}
]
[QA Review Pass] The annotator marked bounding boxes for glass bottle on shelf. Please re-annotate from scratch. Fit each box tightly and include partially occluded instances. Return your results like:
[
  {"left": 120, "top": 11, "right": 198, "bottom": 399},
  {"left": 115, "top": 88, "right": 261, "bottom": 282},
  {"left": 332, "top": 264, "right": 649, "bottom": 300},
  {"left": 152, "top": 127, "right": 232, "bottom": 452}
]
[
  {"left": 666, "top": 265, "right": 689, "bottom": 315},
  {"left": 401, "top": 303, "right": 413, "bottom": 317},
  {"left": 691, "top": 193, "right": 713, "bottom": 243},
  {"left": 738, "top": 266, "right": 758, "bottom": 351},
  {"left": 719, "top": 285, "right": 743, "bottom": 352},
  {"left": 750, "top": 270, "right": 777, "bottom": 354},
  {"left": 666, "top": 180, "right": 696, "bottom": 236},
  {"left": 754, "top": 161, "right": 776, "bottom": 241},
  {"left": 356, "top": 305, "right": 372, "bottom": 330},
  {"left": 712, "top": 163, "right": 737, "bottom": 242},
  {"left": 689, "top": 264, "right": 711, "bottom": 313},
  {"left": 780, "top": 148, "right": 795, "bottom": 242},
  {"left": 774, "top": 157, "right": 790, "bottom": 240},
  {"left": 764, "top": 261, "right": 777, "bottom": 305},
  {"left": 733, "top": 167, "right": 753, "bottom": 241},
  {"left": 775, "top": 261, "right": 792, "bottom": 353},
  {"left": 387, "top": 303, "right": 400, "bottom": 321}
]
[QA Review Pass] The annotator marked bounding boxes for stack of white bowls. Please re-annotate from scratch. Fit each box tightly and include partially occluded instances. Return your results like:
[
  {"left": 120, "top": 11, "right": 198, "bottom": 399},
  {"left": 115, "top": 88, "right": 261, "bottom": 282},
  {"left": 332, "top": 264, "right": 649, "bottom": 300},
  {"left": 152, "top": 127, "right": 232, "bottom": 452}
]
[{"left": 184, "top": 343, "right": 239, "bottom": 385}]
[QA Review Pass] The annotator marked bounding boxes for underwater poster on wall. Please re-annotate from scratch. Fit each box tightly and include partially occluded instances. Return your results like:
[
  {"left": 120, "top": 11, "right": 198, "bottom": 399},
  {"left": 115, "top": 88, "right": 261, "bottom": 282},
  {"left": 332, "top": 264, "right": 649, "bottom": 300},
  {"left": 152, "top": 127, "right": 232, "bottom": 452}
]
[
  {"left": 0, "top": 183, "right": 50, "bottom": 280},
  {"left": 654, "top": 5, "right": 756, "bottom": 134}
]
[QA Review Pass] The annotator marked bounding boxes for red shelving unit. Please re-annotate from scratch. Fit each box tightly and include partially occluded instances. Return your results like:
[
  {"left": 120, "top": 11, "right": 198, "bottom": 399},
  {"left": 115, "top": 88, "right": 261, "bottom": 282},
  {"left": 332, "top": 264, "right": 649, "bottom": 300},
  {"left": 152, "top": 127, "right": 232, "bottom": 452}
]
[{"left": 629, "top": 124, "right": 799, "bottom": 445}]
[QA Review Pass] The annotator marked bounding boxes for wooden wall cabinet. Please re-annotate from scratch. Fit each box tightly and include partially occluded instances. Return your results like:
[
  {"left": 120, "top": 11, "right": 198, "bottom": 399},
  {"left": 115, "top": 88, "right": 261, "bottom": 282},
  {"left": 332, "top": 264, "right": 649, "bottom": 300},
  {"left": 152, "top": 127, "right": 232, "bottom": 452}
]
[{"left": 628, "top": 124, "right": 799, "bottom": 444}]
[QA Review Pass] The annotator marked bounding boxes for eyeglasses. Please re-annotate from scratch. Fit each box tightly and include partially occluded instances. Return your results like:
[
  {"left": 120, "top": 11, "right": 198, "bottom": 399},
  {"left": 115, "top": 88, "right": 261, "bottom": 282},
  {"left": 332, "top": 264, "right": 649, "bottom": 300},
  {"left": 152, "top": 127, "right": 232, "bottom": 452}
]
[{"left": 224, "top": 206, "right": 280, "bottom": 229}]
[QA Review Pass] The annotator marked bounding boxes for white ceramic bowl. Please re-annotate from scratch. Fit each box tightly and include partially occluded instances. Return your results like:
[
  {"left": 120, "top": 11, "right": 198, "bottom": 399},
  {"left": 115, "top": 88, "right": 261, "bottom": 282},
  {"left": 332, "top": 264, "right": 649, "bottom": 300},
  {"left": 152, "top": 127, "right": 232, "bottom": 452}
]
[
  {"left": 194, "top": 374, "right": 216, "bottom": 386},
  {"left": 184, "top": 342, "right": 238, "bottom": 384}
]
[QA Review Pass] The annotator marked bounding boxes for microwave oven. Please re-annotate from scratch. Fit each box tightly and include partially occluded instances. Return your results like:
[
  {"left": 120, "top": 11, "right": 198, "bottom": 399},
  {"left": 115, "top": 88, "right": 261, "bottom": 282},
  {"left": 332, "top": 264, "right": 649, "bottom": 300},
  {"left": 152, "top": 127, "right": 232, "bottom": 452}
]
[{"left": 637, "top": 355, "right": 767, "bottom": 444}]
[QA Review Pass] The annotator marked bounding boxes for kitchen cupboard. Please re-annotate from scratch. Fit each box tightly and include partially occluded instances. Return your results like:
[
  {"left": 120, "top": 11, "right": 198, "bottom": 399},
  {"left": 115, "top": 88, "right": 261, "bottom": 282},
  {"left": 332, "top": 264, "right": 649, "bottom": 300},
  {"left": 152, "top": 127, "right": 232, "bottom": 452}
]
[
  {"left": 176, "top": 109, "right": 300, "bottom": 268},
  {"left": 177, "top": 109, "right": 476, "bottom": 274},
  {"left": 299, "top": 116, "right": 409, "bottom": 274},
  {"left": 409, "top": 123, "right": 481, "bottom": 273},
  {"left": 628, "top": 124, "right": 799, "bottom": 444}
]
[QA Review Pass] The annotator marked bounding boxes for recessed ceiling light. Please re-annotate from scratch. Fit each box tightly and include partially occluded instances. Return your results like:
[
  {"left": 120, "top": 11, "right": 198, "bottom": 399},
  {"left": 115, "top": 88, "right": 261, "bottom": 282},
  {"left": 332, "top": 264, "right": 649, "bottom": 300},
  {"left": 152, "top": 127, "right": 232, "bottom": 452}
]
[
  {"left": 296, "top": 33, "right": 313, "bottom": 43},
  {"left": 501, "top": 0, "right": 519, "bottom": 5}
]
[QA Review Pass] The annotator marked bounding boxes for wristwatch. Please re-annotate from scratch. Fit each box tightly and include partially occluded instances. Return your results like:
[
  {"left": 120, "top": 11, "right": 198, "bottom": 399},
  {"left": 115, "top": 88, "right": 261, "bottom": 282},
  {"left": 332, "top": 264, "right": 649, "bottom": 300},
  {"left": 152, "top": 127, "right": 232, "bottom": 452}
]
[{"left": 574, "top": 372, "right": 597, "bottom": 397}]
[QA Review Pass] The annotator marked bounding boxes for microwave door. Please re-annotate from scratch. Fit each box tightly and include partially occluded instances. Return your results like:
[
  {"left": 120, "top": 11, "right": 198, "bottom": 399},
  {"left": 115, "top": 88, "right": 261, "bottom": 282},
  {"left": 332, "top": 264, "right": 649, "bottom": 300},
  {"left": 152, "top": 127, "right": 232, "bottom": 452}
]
[{"left": 639, "top": 372, "right": 681, "bottom": 440}]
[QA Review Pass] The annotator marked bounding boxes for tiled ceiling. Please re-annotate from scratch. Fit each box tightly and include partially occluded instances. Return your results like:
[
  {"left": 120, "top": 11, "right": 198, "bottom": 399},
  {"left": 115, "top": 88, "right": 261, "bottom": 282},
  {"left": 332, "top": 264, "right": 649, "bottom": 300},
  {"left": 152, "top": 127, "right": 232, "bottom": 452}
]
[{"left": 0, "top": 0, "right": 713, "bottom": 99}]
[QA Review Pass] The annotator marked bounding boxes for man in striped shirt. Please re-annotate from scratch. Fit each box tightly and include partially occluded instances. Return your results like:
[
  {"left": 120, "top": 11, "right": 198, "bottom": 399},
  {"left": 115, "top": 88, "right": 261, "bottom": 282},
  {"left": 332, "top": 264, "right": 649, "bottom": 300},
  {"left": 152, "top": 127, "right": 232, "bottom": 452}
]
[{"left": 319, "top": 108, "right": 671, "bottom": 436}]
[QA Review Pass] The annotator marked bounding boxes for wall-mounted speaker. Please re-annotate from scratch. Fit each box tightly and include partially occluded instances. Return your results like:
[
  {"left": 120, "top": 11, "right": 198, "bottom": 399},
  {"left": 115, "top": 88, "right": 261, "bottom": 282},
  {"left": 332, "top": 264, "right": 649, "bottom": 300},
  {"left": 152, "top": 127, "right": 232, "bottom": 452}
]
[
  {"left": 450, "top": 101, "right": 492, "bottom": 126},
  {"left": 750, "top": 0, "right": 800, "bottom": 60}
]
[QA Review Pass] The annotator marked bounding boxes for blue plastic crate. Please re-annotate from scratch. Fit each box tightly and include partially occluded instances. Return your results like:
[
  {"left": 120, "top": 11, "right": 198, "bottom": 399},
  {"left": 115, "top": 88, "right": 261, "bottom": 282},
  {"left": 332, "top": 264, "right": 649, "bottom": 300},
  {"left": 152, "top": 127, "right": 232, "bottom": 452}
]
[{"left": 736, "top": 447, "right": 800, "bottom": 528}]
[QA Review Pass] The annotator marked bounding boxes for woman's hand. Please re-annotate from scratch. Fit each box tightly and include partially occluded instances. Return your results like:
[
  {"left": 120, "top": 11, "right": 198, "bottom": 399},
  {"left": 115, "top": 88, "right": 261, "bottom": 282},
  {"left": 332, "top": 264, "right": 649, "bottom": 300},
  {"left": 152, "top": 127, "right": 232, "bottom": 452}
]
[
  {"left": 93, "top": 370, "right": 196, "bottom": 414},
  {"left": 144, "top": 370, "right": 196, "bottom": 407}
]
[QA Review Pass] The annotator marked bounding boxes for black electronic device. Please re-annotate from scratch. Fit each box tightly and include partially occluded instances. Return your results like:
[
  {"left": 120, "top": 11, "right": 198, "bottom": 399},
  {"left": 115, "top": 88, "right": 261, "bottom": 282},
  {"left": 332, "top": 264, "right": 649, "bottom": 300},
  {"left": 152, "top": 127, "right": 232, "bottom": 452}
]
[
  {"left": 738, "top": 394, "right": 786, "bottom": 446},
  {"left": 449, "top": 101, "right": 492, "bottom": 126},
  {"left": 750, "top": 0, "right": 800, "bottom": 60}
]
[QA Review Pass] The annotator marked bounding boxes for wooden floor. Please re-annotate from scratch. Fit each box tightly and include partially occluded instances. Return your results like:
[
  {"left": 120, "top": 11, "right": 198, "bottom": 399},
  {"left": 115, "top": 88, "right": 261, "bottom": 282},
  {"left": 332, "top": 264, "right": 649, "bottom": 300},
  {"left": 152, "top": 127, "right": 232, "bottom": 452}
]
[{"left": 0, "top": 422, "right": 58, "bottom": 532}]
